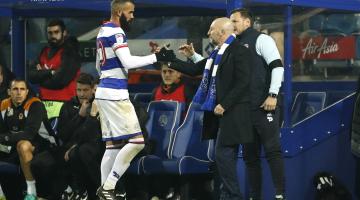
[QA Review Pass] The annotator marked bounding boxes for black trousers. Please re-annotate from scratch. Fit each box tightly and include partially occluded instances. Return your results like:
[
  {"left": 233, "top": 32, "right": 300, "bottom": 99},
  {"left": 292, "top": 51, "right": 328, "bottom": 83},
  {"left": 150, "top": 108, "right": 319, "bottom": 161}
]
[
  {"left": 31, "top": 149, "right": 68, "bottom": 199},
  {"left": 215, "top": 136, "right": 243, "bottom": 200},
  {"left": 0, "top": 152, "right": 23, "bottom": 200},
  {"left": 68, "top": 141, "right": 104, "bottom": 200},
  {"left": 1, "top": 138, "right": 50, "bottom": 200},
  {"left": 243, "top": 107, "right": 285, "bottom": 199}
]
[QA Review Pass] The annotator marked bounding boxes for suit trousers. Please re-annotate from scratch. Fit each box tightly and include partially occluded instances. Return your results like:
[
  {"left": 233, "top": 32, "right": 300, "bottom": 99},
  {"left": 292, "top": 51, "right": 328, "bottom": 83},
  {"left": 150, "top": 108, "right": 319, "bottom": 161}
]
[{"left": 215, "top": 133, "right": 243, "bottom": 200}]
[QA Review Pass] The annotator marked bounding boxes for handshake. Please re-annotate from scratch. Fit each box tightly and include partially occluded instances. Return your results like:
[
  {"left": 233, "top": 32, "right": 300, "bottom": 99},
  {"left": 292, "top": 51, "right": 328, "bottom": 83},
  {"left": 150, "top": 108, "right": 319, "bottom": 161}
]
[{"left": 155, "top": 47, "right": 176, "bottom": 62}]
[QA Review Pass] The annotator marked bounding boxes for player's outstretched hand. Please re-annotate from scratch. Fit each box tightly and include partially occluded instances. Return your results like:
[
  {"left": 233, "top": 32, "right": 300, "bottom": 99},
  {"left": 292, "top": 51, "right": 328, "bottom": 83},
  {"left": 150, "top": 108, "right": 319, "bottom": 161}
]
[{"left": 155, "top": 47, "right": 176, "bottom": 62}]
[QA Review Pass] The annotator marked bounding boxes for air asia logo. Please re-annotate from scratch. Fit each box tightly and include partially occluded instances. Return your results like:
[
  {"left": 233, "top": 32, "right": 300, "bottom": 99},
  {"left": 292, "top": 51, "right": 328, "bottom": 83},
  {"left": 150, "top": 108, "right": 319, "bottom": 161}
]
[{"left": 301, "top": 38, "right": 339, "bottom": 59}]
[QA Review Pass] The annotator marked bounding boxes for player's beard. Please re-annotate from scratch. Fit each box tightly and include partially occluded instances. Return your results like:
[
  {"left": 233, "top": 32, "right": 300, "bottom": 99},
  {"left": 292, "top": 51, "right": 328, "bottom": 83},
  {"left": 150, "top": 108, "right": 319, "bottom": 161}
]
[
  {"left": 48, "top": 35, "right": 64, "bottom": 48},
  {"left": 120, "top": 13, "right": 132, "bottom": 32}
]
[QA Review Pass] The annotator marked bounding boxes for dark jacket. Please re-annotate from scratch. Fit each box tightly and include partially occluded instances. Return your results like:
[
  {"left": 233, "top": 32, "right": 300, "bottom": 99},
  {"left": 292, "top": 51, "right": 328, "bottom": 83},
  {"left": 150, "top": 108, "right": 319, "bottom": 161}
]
[
  {"left": 0, "top": 97, "right": 52, "bottom": 146},
  {"left": 170, "top": 39, "right": 253, "bottom": 145},
  {"left": 57, "top": 96, "right": 102, "bottom": 151},
  {"left": 237, "top": 28, "right": 271, "bottom": 109}
]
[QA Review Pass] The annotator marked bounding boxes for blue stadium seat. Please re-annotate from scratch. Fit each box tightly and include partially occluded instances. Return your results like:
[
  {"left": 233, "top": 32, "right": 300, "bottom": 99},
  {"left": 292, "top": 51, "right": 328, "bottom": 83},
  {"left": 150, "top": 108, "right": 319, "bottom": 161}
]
[
  {"left": 166, "top": 102, "right": 215, "bottom": 174},
  {"left": 128, "top": 100, "right": 184, "bottom": 174},
  {"left": 325, "top": 14, "right": 354, "bottom": 35},
  {"left": 309, "top": 15, "right": 325, "bottom": 30},
  {"left": 143, "top": 102, "right": 215, "bottom": 175},
  {"left": 325, "top": 91, "right": 352, "bottom": 107},
  {"left": 291, "top": 92, "right": 326, "bottom": 125},
  {"left": 134, "top": 92, "right": 153, "bottom": 107}
]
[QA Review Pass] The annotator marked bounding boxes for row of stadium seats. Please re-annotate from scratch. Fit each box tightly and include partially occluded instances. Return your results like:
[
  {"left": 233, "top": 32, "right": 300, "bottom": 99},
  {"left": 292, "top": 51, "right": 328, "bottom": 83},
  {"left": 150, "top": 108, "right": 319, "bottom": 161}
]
[
  {"left": 0, "top": 92, "right": 352, "bottom": 183},
  {"left": 291, "top": 91, "right": 352, "bottom": 125},
  {"left": 130, "top": 91, "right": 352, "bottom": 126},
  {"left": 128, "top": 101, "right": 215, "bottom": 175}
]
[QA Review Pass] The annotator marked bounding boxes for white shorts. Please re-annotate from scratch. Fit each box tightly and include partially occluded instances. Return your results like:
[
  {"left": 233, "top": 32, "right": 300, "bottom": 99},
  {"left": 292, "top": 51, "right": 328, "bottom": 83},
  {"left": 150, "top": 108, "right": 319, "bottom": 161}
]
[{"left": 95, "top": 99, "right": 142, "bottom": 141}]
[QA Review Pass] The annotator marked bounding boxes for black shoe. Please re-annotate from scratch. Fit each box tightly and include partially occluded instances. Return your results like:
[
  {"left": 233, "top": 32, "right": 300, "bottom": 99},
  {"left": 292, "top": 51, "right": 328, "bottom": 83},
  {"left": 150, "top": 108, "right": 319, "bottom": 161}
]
[
  {"left": 115, "top": 191, "right": 126, "bottom": 200},
  {"left": 73, "top": 190, "right": 88, "bottom": 200},
  {"left": 97, "top": 186, "right": 126, "bottom": 200},
  {"left": 61, "top": 190, "right": 75, "bottom": 200}
]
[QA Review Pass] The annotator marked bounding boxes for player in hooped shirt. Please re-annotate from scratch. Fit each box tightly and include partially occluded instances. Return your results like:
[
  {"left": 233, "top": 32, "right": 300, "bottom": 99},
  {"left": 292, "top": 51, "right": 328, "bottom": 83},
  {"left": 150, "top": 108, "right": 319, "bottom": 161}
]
[{"left": 95, "top": 0, "right": 175, "bottom": 199}]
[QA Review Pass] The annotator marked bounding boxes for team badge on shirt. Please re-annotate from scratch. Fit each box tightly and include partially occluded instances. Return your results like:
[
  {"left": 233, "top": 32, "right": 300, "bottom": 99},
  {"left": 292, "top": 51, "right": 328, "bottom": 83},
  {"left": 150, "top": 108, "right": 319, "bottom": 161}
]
[
  {"left": 115, "top": 34, "right": 124, "bottom": 44},
  {"left": 6, "top": 108, "right": 13, "bottom": 117}
]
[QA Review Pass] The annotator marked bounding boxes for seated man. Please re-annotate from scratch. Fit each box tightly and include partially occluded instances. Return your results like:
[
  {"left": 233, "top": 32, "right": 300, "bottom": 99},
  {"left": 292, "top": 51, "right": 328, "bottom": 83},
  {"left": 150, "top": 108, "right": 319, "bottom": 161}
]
[
  {"left": 0, "top": 79, "right": 52, "bottom": 200},
  {"left": 31, "top": 73, "right": 103, "bottom": 200},
  {"left": 152, "top": 61, "right": 195, "bottom": 106},
  {"left": 57, "top": 73, "right": 103, "bottom": 200}
]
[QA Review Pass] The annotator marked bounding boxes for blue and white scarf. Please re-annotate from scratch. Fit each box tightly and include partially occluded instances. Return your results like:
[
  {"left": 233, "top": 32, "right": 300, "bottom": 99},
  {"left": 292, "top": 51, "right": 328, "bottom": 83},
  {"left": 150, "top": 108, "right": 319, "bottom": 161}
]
[{"left": 193, "top": 34, "right": 236, "bottom": 111}]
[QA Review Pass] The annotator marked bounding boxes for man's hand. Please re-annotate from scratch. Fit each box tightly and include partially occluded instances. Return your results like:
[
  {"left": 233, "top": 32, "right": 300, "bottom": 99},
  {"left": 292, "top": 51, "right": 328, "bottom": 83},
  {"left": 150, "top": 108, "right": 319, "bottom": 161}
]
[
  {"left": 214, "top": 104, "right": 225, "bottom": 116},
  {"left": 149, "top": 41, "right": 160, "bottom": 53},
  {"left": 155, "top": 47, "right": 176, "bottom": 62},
  {"left": 260, "top": 96, "right": 277, "bottom": 111},
  {"left": 64, "top": 144, "right": 77, "bottom": 162},
  {"left": 178, "top": 43, "right": 195, "bottom": 58},
  {"left": 79, "top": 100, "right": 90, "bottom": 117}
]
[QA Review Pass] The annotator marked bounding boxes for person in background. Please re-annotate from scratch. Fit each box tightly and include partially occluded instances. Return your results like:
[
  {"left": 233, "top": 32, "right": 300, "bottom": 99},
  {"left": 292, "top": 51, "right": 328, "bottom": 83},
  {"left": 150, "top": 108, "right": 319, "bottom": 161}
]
[
  {"left": 152, "top": 61, "right": 195, "bottom": 106},
  {"left": 31, "top": 73, "right": 103, "bottom": 200},
  {"left": 0, "top": 79, "right": 52, "bottom": 200},
  {"left": 0, "top": 63, "right": 15, "bottom": 101},
  {"left": 29, "top": 19, "right": 81, "bottom": 121},
  {"left": 57, "top": 73, "right": 103, "bottom": 200}
]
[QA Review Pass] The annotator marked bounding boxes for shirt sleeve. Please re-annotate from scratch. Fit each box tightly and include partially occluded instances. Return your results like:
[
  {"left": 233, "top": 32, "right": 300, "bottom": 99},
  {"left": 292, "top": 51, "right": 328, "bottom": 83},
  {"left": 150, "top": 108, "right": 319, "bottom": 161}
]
[
  {"left": 111, "top": 32, "right": 156, "bottom": 69},
  {"left": 189, "top": 52, "right": 205, "bottom": 63},
  {"left": 255, "top": 34, "right": 282, "bottom": 65},
  {"left": 256, "top": 34, "right": 284, "bottom": 95}
]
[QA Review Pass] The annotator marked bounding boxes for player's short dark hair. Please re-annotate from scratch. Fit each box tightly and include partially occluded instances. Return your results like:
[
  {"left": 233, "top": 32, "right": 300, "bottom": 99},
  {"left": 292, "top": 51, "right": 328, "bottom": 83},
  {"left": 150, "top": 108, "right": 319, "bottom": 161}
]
[
  {"left": 111, "top": 0, "right": 135, "bottom": 15},
  {"left": 47, "top": 19, "right": 66, "bottom": 32},
  {"left": 76, "top": 73, "right": 95, "bottom": 87},
  {"left": 10, "top": 78, "right": 28, "bottom": 89},
  {"left": 231, "top": 8, "right": 254, "bottom": 25}
]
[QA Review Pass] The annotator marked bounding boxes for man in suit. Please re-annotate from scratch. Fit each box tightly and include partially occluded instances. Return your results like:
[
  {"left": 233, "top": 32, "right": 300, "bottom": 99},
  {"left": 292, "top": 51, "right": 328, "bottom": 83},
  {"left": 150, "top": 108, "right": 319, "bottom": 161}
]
[{"left": 169, "top": 17, "right": 252, "bottom": 200}]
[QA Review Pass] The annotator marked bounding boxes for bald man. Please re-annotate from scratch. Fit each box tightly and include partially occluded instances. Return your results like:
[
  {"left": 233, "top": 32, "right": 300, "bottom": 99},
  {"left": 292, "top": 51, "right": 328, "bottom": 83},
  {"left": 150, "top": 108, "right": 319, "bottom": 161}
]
[{"left": 170, "top": 17, "right": 252, "bottom": 200}]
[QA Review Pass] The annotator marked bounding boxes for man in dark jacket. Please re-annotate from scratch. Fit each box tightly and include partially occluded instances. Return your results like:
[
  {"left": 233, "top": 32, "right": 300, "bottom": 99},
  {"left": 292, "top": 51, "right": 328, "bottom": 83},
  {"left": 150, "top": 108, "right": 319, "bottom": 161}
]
[
  {"left": 170, "top": 17, "right": 252, "bottom": 200},
  {"left": 31, "top": 73, "right": 103, "bottom": 200},
  {"left": 29, "top": 19, "right": 81, "bottom": 120},
  {"left": 57, "top": 73, "right": 103, "bottom": 200},
  {"left": 0, "top": 79, "right": 52, "bottom": 200},
  {"left": 230, "top": 9, "right": 285, "bottom": 200}
]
